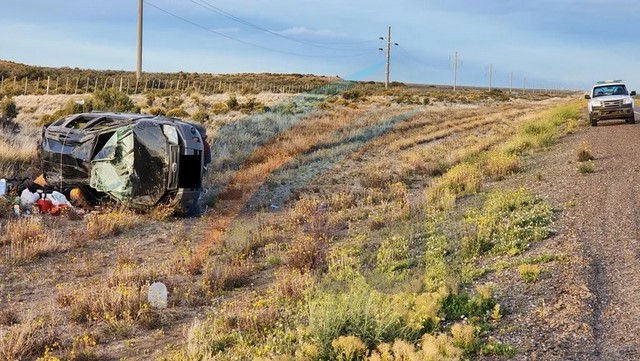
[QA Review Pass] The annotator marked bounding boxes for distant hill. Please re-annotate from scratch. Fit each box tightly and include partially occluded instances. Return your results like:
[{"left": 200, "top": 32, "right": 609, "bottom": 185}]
[{"left": 0, "top": 59, "right": 340, "bottom": 94}]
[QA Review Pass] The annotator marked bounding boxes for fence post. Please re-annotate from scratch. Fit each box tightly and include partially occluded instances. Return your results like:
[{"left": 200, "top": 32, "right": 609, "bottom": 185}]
[
  {"left": 46, "top": 76, "right": 50, "bottom": 95},
  {"left": 126, "top": 78, "right": 130, "bottom": 94},
  {"left": 119, "top": 78, "right": 123, "bottom": 92},
  {"left": 135, "top": 79, "right": 139, "bottom": 94},
  {"left": 0, "top": 76, "right": 3, "bottom": 90},
  {"left": 24, "top": 77, "right": 28, "bottom": 95},
  {"left": 94, "top": 78, "right": 98, "bottom": 93}
]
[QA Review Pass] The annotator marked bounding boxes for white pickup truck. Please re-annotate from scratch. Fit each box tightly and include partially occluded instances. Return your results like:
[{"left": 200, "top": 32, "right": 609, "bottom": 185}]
[{"left": 585, "top": 80, "right": 636, "bottom": 126}]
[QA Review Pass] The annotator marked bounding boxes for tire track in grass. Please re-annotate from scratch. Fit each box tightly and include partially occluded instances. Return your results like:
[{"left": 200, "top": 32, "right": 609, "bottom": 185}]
[{"left": 193, "top": 107, "right": 419, "bottom": 266}]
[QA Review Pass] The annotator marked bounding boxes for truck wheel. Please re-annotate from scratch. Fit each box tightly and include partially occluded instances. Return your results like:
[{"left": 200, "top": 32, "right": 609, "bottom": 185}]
[
  {"left": 628, "top": 116, "right": 635, "bottom": 124},
  {"left": 590, "top": 117, "right": 597, "bottom": 127}
]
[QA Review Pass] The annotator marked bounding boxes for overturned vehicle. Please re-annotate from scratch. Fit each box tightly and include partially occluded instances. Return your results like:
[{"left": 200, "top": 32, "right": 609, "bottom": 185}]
[{"left": 41, "top": 112, "right": 206, "bottom": 214}]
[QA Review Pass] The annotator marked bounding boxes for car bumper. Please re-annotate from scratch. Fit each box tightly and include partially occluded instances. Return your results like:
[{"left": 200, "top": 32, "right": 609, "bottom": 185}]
[{"left": 590, "top": 104, "right": 634, "bottom": 120}]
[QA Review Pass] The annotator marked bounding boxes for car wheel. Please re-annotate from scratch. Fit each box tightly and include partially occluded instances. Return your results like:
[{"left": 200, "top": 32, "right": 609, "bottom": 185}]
[
  {"left": 590, "top": 117, "right": 597, "bottom": 127},
  {"left": 628, "top": 116, "right": 635, "bottom": 124}
]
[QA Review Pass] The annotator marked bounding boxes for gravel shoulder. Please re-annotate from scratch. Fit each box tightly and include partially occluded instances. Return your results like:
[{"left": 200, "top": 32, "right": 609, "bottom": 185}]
[{"left": 494, "top": 117, "right": 640, "bottom": 360}]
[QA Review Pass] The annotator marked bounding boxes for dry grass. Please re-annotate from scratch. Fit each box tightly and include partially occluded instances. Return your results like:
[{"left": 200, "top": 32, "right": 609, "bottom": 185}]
[
  {"left": 286, "top": 232, "right": 328, "bottom": 272},
  {"left": 575, "top": 141, "right": 594, "bottom": 162},
  {"left": 66, "top": 284, "right": 148, "bottom": 326},
  {"left": 203, "top": 258, "right": 255, "bottom": 292},
  {"left": 86, "top": 208, "right": 141, "bottom": 240},
  {"left": 272, "top": 268, "right": 313, "bottom": 302},
  {"left": 483, "top": 152, "right": 521, "bottom": 181},
  {"left": 1, "top": 217, "right": 62, "bottom": 261},
  {"left": 148, "top": 203, "right": 175, "bottom": 221},
  {"left": 106, "top": 262, "right": 159, "bottom": 288},
  {"left": 518, "top": 264, "right": 542, "bottom": 282},
  {"left": 0, "top": 318, "right": 58, "bottom": 361},
  {"left": 426, "top": 163, "right": 482, "bottom": 205},
  {"left": 0, "top": 307, "right": 19, "bottom": 326}
]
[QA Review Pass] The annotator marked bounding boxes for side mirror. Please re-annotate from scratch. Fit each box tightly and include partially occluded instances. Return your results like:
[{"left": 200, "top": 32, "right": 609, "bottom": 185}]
[
  {"left": 584, "top": 94, "right": 591, "bottom": 99},
  {"left": 631, "top": 91, "right": 636, "bottom": 96}
]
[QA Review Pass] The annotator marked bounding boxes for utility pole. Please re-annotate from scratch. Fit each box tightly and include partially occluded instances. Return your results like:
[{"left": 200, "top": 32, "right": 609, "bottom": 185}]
[
  {"left": 385, "top": 26, "right": 391, "bottom": 89},
  {"left": 379, "top": 26, "right": 397, "bottom": 89},
  {"left": 451, "top": 52, "right": 462, "bottom": 92},
  {"left": 486, "top": 64, "right": 495, "bottom": 92},
  {"left": 136, "top": 0, "right": 143, "bottom": 79},
  {"left": 509, "top": 72, "right": 514, "bottom": 94}
]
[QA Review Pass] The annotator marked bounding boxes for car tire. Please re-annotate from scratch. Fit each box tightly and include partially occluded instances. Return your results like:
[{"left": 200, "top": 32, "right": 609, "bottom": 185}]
[
  {"left": 628, "top": 116, "right": 635, "bottom": 124},
  {"left": 590, "top": 117, "right": 597, "bottom": 127}
]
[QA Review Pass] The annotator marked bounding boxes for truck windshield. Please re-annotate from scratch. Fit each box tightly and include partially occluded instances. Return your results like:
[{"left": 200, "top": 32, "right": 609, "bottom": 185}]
[{"left": 593, "top": 85, "right": 627, "bottom": 97}]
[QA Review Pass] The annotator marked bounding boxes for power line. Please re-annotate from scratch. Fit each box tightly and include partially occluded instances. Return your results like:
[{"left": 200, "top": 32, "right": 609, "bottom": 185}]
[
  {"left": 144, "top": 1, "right": 374, "bottom": 59},
  {"left": 395, "top": 46, "right": 432, "bottom": 69},
  {"left": 189, "top": 0, "right": 373, "bottom": 51}
]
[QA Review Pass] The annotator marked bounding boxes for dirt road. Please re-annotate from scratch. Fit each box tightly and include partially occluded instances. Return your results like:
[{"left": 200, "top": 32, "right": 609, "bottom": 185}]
[
  {"left": 506, "top": 116, "right": 640, "bottom": 360},
  {"left": 577, "top": 118, "right": 640, "bottom": 359}
]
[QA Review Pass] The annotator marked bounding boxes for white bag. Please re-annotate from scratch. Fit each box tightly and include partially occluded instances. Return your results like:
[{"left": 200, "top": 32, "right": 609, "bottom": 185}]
[
  {"left": 20, "top": 189, "right": 40, "bottom": 209},
  {"left": 46, "top": 191, "right": 72, "bottom": 207}
]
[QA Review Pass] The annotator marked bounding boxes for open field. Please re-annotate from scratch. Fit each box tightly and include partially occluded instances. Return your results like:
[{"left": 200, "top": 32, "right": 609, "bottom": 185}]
[{"left": 0, "top": 82, "right": 589, "bottom": 360}]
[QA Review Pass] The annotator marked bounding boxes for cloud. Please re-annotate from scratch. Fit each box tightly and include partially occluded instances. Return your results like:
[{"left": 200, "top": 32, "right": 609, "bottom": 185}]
[{"left": 274, "top": 26, "right": 340, "bottom": 37}]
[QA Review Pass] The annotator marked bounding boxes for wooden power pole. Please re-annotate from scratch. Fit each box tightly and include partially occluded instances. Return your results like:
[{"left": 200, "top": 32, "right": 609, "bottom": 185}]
[{"left": 137, "top": 0, "right": 143, "bottom": 79}]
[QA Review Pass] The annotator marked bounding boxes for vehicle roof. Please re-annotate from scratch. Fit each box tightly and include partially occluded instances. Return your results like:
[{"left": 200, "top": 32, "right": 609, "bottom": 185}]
[{"left": 592, "top": 82, "right": 626, "bottom": 88}]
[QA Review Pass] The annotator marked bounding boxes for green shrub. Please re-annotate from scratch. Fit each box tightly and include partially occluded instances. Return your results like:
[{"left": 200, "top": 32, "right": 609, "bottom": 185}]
[
  {"left": 307, "top": 282, "right": 410, "bottom": 357},
  {"left": 146, "top": 107, "right": 166, "bottom": 116},
  {"left": 483, "top": 152, "right": 520, "bottom": 181},
  {"left": 465, "top": 189, "right": 553, "bottom": 256},
  {"left": 376, "top": 236, "right": 410, "bottom": 275},
  {"left": 240, "top": 97, "right": 265, "bottom": 114},
  {"left": 39, "top": 99, "right": 87, "bottom": 125},
  {"left": 518, "top": 264, "right": 541, "bottom": 282},
  {"left": 226, "top": 94, "right": 239, "bottom": 110},
  {"left": 426, "top": 163, "right": 482, "bottom": 208},
  {"left": 481, "top": 342, "right": 518, "bottom": 356},
  {"left": 577, "top": 160, "right": 595, "bottom": 174},
  {"left": 92, "top": 89, "right": 136, "bottom": 112},
  {"left": 166, "top": 107, "right": 190, "bottom": 118},
  {"left": 332, "top": 336, "right": 368, "bottom": 361},
  {"left": 211, "top": 102, "right": 229, "bottom": 114},
  {"left": 0, "top": 97, "right": 18, "bottom": 119},
  {"left": 192, "top": 110, "right": 209, "bottom": 123}
]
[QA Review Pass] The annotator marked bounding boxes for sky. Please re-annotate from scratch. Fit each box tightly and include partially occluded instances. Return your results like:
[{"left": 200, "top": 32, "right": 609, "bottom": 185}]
[{"left": 1, "top": 0, "right": 639, "bottom": 90}]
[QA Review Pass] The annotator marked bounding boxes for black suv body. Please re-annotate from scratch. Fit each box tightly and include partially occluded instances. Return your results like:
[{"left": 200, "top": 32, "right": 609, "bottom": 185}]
[{"left": 41, "top": 112, "right": 205, "bottom": 213}]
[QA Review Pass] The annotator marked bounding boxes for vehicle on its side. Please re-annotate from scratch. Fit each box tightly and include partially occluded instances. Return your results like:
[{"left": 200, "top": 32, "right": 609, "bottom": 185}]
[
  {"left": 585, "top": 80, "right": 636, "bottom": 126},
  {"left": 41, "top": 112, "right": 206, "bottom": 214}
]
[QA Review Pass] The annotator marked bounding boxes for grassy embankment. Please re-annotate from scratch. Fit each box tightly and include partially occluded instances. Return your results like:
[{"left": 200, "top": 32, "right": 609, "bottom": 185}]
[
  {"left": 167, "top": 101, "right": 583, "bottom": 360},
  {"left": 0, "top": 85, "right": 581, "bottom": 360}
]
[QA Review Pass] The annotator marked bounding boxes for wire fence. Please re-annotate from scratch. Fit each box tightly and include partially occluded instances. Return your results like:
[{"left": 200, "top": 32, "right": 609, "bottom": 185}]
[{"left": 0, "top": 74, "right": 370, "bottom": 97}]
